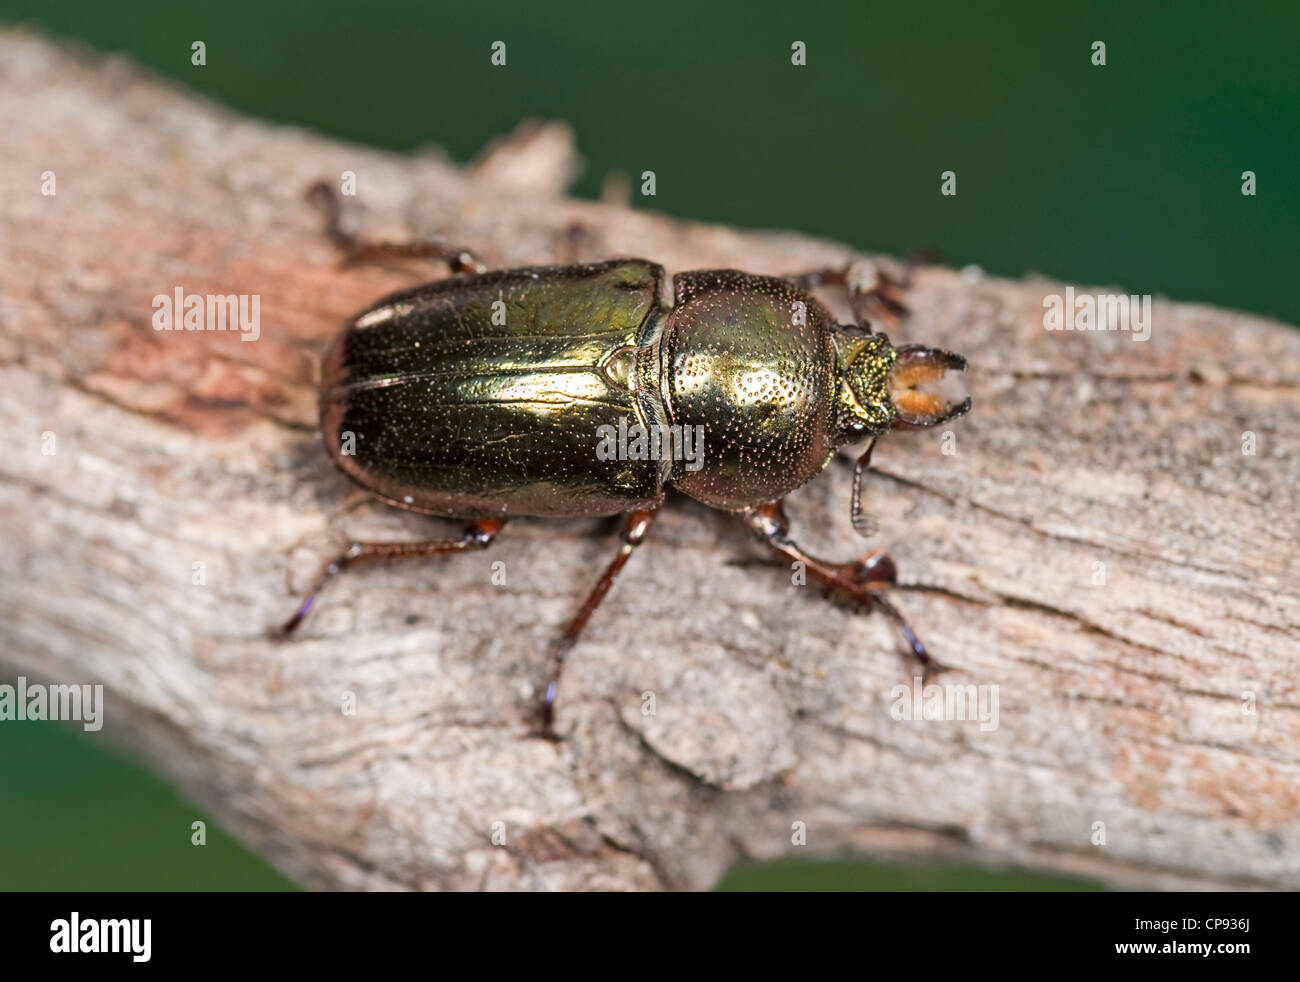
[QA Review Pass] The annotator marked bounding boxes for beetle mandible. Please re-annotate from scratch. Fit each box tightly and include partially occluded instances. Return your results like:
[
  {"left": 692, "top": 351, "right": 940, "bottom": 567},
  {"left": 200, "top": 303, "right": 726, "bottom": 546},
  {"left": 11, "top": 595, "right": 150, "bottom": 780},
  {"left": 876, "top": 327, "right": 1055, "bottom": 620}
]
[{"left": 284, "top": 184, "right": 971, "bottom": 730}]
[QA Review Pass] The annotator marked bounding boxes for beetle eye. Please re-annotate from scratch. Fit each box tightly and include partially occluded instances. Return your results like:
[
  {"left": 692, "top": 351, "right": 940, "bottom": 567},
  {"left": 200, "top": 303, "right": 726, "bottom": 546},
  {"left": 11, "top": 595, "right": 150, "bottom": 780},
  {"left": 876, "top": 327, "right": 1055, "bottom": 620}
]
[{"left": 887, "top": 346, "right": 970, "bottom": 427}]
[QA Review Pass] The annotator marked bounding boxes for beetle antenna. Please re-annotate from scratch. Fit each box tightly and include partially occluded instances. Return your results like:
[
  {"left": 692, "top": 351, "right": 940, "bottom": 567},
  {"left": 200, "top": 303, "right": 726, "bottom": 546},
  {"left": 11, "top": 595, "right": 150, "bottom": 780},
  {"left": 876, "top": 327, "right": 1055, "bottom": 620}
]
[{"left": 849, "top": 438, "right": 879, "bottom": 538}]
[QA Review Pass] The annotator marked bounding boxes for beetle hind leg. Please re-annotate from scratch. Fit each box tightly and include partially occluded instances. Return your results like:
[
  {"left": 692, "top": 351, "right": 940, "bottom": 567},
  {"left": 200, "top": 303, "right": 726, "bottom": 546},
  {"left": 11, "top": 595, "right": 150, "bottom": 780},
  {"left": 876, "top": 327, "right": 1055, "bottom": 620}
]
[
  {"left": 305, "top": 180, "right": 485, "bottom": 274},
  {"left": 281, "top": 518, "right": 505, "bottom": 633},
  {"left": 741, "top": 500, "right": 942, "bottom": 677}
]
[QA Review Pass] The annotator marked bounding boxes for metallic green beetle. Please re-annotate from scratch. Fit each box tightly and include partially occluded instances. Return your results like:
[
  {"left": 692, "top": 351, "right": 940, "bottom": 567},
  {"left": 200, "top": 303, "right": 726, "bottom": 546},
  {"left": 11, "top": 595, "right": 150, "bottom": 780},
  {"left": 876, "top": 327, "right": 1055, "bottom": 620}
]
[{"left": 285, "top": 195, "right": 970, "bottom": 728}]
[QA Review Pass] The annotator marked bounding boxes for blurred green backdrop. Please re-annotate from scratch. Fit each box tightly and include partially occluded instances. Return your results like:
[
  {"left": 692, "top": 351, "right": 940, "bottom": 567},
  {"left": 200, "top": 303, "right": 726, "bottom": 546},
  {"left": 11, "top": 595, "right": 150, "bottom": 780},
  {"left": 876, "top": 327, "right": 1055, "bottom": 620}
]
[{"left": 2, "top": 0, "right": 1294, "bottom": 891}]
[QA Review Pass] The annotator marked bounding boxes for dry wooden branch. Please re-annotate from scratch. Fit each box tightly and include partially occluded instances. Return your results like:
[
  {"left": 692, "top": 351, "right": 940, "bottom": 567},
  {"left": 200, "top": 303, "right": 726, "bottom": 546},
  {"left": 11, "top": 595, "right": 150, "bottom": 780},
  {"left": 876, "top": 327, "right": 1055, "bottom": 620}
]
[{"left": 2, "top": 30, "right": 1298, "bottom": 891}]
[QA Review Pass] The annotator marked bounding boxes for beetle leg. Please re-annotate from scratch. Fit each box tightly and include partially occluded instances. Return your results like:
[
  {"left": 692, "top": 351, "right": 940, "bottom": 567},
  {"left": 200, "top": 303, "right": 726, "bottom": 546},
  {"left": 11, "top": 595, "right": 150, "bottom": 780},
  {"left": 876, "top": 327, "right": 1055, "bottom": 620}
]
[
  {"left": 305, "top": 180, "right": 485, "bottom": 274},
  {"left": 281, "top": 518, "right": 505, "bottom": 633},
  {"left": 785, "top": 252, "right": 932, "bottom": 329},
  {"left": 741, "top": 500, "right": 942, "bottom": 677},
  {"left": 784, "top": 266, "right": 870, "bottom": 329},
  {"left": 539, "top": 507, "right": 658, "bottom": 732}
]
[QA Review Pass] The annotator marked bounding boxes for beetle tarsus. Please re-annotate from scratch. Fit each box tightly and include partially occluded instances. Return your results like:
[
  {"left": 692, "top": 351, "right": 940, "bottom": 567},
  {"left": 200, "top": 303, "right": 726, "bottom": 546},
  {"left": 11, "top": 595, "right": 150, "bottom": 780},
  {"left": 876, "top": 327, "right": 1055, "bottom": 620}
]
[{"left": 281, "top": 595, "right": 315, "bottom": 634}]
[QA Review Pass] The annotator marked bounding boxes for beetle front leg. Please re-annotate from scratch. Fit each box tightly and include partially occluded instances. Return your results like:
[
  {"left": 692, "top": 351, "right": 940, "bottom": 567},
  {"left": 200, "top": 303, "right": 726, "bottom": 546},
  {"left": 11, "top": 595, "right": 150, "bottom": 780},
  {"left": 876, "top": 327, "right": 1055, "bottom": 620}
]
[
  {"left": 741, "top": 500, "right": 941, "bottom": 676},
  {"left": 785, "top": 252, "right": 931, "bottom": 329},
  {"left": 539, "top": 507, "right": 658, "bottom": 733},
  {"left": 281, "top": 518, "right": 505, "bottom": 633},
  {"left": 305, "top": 180, "right": 486, "bottom": 274}
]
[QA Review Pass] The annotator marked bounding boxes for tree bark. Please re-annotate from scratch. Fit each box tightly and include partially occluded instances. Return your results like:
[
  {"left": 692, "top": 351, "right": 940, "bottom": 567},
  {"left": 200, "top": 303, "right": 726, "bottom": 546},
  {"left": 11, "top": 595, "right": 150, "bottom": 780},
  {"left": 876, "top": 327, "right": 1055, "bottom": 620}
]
[{"left": 2, "top": 30, "right": 1298, "bottom": 891}]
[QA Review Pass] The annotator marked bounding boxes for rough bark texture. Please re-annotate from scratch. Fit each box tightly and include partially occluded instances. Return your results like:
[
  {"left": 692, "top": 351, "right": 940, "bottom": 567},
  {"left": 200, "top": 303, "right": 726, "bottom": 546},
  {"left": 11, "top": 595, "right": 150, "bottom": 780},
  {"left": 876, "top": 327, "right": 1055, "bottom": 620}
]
[{"left": 2, "top": 31, "right": 1298, "bottom": 891}]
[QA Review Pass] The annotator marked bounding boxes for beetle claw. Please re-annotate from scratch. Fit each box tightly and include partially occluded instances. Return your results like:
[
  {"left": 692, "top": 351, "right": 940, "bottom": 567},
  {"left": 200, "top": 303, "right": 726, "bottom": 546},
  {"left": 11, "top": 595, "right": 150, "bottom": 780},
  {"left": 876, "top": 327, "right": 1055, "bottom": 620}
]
[{"left": 281, "top": 596, "right": 314, "bottom": 634}]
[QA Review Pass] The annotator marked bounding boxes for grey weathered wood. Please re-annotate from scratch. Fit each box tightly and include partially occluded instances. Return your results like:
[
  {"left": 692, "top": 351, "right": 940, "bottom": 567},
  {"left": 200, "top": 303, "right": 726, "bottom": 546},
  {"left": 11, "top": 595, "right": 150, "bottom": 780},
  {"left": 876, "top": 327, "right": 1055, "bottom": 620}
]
[{"left": 2, "top": 30, "right": 1297, "bottom": 891}]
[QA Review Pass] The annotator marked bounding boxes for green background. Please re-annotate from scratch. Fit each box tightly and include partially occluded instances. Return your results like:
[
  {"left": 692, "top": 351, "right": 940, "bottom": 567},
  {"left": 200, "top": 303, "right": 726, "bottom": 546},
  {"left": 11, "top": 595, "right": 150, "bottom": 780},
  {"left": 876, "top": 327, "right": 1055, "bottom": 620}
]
[{"left": 2, "top": 0, "right": 1293, "bottom": 891}]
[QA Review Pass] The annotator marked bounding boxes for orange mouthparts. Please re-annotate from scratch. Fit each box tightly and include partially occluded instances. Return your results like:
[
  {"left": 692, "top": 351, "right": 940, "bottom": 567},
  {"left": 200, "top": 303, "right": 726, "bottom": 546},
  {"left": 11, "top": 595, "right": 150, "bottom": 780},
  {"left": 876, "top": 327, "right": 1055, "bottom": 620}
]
[{"left": 887, "top": 345, "right": 971, "bottom": 427}]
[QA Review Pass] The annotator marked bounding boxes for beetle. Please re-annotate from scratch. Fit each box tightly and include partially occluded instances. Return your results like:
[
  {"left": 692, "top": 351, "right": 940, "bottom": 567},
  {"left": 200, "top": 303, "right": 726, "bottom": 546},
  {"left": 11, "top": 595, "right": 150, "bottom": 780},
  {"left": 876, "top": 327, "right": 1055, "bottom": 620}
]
[{"left": 284, "top": 184, "right": 970, "bottom": 729}]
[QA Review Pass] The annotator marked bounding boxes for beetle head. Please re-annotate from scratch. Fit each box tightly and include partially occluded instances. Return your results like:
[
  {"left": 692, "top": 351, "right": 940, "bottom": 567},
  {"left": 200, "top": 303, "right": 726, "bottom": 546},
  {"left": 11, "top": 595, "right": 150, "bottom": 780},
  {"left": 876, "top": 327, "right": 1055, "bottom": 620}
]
[{"left": 835, "top": 332, "right": 970, "bottom": 441}]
